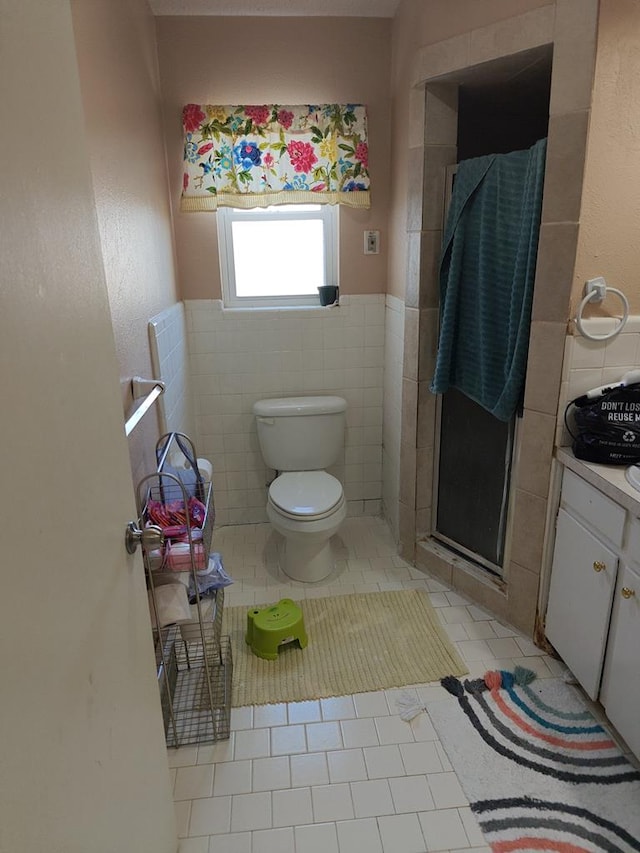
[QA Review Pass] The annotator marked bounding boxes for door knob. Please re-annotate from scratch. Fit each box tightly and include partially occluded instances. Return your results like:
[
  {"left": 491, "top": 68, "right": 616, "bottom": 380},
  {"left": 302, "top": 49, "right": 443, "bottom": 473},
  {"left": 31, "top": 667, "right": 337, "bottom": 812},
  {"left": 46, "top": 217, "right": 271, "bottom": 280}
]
[
  {"left": 621, "top": 586, "right": 636, "bottom": 599},
  {"left": 125, "top": 522, "right": 164, "bottom": 555},
  {"left": 593, "top": 560, "right": 606, "bottom": 572}
]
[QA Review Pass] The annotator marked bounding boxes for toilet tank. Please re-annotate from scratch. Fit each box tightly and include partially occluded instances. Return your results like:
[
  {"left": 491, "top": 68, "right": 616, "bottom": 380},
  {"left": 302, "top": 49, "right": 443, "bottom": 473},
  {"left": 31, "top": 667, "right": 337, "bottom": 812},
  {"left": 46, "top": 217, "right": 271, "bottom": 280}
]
[{"left": 253, "top": 396, "right": 347, "bottom": 471}]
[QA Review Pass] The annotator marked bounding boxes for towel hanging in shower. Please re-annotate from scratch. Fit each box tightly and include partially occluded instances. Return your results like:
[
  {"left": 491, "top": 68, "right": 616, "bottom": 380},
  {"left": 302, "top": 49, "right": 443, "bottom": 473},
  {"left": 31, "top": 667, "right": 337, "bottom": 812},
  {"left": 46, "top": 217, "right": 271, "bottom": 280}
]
[{"left": 430, "top": 137, "right": 547, "bottom": 421}]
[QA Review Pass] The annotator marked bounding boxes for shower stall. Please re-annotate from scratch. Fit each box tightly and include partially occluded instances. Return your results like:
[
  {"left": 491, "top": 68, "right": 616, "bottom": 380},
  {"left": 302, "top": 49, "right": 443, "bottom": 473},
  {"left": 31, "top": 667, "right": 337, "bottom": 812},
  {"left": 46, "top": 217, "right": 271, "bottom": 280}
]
[
  {"left": 430, "top": 54, "right": 552, "bottom": 578},
  {"left": 398, "top": 3, "right": 599, "bottom": 638}
]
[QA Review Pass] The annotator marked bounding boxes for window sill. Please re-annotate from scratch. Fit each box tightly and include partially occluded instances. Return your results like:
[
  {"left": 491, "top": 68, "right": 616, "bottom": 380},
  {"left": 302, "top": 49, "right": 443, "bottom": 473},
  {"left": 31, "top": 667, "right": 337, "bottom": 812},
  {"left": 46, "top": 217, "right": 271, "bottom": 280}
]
[{"left": 221, "top": 303, "right": 340, "bottom": 316}]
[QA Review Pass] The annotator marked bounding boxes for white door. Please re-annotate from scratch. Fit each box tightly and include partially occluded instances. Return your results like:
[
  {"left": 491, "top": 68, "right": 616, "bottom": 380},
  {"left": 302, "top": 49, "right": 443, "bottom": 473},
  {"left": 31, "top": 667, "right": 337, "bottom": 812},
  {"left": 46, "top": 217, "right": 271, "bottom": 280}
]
[{"left": 0, "top": 4, "right": 176, "bottom": 852}]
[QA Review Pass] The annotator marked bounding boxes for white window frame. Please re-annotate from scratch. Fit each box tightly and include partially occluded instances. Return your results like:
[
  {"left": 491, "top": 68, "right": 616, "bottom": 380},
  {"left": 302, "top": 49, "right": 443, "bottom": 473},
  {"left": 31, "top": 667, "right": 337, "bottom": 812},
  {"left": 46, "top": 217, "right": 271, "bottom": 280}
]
[{"left": 217, "top": 204, "right": 339, "bottom": 308}]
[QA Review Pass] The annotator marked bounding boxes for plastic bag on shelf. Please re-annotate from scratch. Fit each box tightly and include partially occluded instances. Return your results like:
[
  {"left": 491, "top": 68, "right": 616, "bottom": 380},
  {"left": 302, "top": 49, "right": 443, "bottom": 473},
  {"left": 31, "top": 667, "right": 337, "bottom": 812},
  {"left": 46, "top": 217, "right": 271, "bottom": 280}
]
[
  {"left": 188, "top": 552, "right": 233, "bottom": 603},
  {"left": 156, "top": 432, "right": 207, "bottom": 503}
]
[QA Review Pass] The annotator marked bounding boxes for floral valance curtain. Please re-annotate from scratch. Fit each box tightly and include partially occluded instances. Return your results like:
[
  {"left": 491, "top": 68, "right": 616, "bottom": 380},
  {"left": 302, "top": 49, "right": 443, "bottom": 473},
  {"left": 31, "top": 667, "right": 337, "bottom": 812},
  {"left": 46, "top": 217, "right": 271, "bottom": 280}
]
[{"left": 180, "top": 103, "right": 370, "bottom": 211}]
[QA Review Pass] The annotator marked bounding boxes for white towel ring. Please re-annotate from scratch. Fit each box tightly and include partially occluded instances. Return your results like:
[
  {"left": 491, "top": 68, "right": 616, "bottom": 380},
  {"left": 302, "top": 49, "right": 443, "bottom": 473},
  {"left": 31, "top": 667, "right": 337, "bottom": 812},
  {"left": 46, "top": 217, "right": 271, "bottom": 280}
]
[{"left": 575, "top": 282, "right": 629, "bottom": 341}]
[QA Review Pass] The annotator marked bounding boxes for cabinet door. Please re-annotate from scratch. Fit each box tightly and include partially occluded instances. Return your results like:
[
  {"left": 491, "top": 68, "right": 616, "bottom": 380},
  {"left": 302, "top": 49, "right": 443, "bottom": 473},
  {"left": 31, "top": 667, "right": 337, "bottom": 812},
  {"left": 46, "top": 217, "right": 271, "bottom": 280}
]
[
  {"left": 545, "top": 509, "right": 617, "bottom": 699},
  {"left": 600, "top": 563, "right": 640, "bottom": 758}
]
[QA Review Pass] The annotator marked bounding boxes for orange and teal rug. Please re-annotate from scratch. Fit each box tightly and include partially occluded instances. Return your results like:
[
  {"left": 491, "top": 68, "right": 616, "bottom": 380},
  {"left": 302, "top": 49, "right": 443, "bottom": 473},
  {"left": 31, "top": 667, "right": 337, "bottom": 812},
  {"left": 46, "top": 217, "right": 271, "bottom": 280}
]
[{"left": 427, "top": 668, "right": 640, "bottom": 853}]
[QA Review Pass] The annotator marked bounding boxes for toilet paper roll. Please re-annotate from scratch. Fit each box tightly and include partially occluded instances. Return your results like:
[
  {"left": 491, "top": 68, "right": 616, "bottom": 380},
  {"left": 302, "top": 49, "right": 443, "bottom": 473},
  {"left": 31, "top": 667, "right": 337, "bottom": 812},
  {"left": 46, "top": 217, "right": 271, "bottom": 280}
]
[
  {"left": 147, "top": 583, "right": 191, "bottom": 629},
  {"left": 196, "top": 457, "right": 213, "bottom": 483}
]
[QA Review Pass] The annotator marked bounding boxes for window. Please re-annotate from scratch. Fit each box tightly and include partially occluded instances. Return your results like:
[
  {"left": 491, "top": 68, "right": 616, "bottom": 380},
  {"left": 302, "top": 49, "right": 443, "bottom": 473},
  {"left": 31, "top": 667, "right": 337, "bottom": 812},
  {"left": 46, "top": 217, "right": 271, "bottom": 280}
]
[{"left": 218, "top": 204, "right": 338, "bottom": 308}]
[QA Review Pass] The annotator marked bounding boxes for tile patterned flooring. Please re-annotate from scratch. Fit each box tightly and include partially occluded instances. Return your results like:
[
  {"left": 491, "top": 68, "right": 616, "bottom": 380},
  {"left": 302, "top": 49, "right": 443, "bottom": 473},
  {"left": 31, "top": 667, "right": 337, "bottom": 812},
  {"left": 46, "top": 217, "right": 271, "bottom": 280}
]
[{"left": 170, "top": 516, "right": 567, "bottom": 853}]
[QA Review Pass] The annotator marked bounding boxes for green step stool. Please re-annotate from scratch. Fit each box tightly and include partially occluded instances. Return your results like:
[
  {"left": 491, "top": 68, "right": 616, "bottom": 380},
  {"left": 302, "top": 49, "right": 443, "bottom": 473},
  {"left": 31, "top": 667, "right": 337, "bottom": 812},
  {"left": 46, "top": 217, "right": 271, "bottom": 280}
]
[{"left": 245, "top": 598, "right": 308, "bottom": 661}]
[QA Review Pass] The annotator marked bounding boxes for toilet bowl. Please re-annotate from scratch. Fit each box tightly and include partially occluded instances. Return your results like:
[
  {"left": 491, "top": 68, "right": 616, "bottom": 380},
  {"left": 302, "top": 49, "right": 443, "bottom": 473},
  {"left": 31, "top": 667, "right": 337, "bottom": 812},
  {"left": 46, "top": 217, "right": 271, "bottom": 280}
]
[
  {"left": 267, "top": 471, "right": 346, "bottom": 582},
  {"left": 253, "top": 396, "right": 348, "bottom": 583}
]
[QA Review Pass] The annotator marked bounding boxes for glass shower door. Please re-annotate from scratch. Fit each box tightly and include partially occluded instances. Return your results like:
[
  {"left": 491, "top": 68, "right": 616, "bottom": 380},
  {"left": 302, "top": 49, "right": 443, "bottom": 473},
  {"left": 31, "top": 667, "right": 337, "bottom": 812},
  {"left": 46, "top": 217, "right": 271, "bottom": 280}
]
[{"left": 432, "top": 388, "right": 516, "bottom": 575}]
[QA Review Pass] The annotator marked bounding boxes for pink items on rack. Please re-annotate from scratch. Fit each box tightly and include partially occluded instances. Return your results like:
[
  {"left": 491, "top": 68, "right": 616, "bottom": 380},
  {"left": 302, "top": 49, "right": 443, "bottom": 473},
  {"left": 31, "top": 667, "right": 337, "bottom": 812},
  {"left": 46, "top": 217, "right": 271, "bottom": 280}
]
[
  {"left": 165, "top": 541, "right": 207, "bottom": 572},
  {"left": 145, "top": 494, "right": 208, "bottom": 571},
  {"left": 146, "top": 496, "right": 206, "bottom": 532}
]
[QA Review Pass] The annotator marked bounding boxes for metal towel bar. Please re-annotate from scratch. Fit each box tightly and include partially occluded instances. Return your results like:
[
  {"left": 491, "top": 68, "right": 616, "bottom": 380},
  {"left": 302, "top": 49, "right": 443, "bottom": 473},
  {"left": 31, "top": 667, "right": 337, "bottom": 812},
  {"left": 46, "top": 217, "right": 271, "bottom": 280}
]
[{"left": 124, "top": 378, "right": 165, "bottom": 437}]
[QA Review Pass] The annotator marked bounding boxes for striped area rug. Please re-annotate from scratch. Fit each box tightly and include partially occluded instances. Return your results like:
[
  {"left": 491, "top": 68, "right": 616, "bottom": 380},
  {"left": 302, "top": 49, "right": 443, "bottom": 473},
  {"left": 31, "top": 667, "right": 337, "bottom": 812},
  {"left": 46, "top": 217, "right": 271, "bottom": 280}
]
[{"left": 427, "top": 669, "right": 640, "bottom": 853}]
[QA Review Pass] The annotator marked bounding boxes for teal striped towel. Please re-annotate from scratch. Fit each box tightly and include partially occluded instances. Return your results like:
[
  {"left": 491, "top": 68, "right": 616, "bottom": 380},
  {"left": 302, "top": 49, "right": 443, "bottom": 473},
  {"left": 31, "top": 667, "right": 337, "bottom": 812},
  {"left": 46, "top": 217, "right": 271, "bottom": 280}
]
[{"left": 430, "top": 137, "right": 547, "bottom": 421}]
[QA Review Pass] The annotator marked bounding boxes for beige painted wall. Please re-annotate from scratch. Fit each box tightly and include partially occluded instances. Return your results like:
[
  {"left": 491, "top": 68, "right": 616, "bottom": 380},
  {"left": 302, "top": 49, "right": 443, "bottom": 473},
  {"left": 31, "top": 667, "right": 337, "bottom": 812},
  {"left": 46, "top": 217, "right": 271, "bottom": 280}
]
[
  {"left": 155, "top": 16, "right": 391, "bottom": 300},
  {"left": 387, "top": 0, "right": 550, "bottom": 300},
  {"left": 573, "top": 0, "right": 640, "bottom": 318},
  {"left": 72, "top": 0, "right": 180, "bottom": 482}
]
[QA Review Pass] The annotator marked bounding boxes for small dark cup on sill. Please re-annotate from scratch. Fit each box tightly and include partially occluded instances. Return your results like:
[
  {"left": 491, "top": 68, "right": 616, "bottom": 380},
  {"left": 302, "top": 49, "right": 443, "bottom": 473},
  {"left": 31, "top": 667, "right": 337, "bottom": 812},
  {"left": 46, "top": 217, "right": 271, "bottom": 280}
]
[{"left": 318, "top": 285, "right": 339, "bottom": 306}]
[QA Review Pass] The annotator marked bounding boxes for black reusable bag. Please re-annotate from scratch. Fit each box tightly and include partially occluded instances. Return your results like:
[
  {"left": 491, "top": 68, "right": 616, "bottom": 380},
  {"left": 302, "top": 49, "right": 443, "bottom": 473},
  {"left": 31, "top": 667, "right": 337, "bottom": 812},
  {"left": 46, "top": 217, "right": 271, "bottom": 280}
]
[{"left": 565, "top": 384, "right": 640, "bottom": 464}]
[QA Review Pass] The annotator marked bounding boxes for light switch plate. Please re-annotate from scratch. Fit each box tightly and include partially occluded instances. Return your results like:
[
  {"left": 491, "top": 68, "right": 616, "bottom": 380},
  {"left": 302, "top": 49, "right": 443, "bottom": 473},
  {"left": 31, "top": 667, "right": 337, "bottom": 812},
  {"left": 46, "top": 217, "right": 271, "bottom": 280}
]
[{"left": 364, "top": 230, "right": 380, "bottom": 254}]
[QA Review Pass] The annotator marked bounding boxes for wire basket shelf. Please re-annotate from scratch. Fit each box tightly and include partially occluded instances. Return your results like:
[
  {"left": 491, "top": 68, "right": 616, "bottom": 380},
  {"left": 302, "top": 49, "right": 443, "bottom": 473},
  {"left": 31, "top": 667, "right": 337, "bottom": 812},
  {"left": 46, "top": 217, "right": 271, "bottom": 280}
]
[
  {"left": 158, "top": 632, "right": 232, "bottom": 748},
  {"left": 136, "top": 432, "right": 232, "bottom": 748}
]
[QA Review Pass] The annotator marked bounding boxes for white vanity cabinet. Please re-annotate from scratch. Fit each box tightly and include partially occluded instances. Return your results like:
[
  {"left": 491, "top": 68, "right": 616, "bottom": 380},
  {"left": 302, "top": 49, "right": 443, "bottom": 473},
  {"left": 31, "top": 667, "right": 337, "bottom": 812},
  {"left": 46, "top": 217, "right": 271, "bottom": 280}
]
[
  {"left": 545, "top": 507, "right": 618, "bottom": 699},
  {"left": 546, "top": 465, "right": 640, "bottom": 757},
  {"left": 600, "top": 558, "right": 640, "bottom": 757}
]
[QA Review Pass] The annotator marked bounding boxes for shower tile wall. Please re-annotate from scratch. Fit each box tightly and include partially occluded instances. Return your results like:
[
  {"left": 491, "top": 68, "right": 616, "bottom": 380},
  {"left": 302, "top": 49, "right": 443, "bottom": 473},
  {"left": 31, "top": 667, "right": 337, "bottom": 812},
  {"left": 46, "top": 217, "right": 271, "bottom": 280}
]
[
  {"left": 382, "top": 294, "right": 405, "bottom": 540},
  {"left": 557, "top": 315, "right": 640, "bottom": 445},
  {"left": 184, "top": 296, "right": 386, "bottom": 526},
  {"left": 149, "top": 302, "right": 195, "bottom": 439}
]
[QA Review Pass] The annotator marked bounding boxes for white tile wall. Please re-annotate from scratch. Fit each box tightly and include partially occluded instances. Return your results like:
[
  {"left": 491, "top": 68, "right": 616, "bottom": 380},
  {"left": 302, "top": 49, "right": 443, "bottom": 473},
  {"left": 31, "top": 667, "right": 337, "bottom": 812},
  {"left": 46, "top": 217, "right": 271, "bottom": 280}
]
[
  {"left": 184, "top": 296, "right": 386, "bottom": 525},
  {"left": 382, "top": 295, "right": 404, "bottom": 541},
  {"left": 149, "top": 302, "right": 195, "bottom": 440},
  {"left": 557, "top": 315, "right": 640, "bottom": 445}
]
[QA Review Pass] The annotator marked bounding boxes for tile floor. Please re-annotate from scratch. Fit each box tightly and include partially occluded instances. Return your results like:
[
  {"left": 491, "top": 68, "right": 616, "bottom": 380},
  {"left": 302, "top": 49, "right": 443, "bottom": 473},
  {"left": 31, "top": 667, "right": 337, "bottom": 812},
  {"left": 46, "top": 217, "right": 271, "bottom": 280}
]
[{"left": 169, "top": 516, "right": 567, "bottom": 853}]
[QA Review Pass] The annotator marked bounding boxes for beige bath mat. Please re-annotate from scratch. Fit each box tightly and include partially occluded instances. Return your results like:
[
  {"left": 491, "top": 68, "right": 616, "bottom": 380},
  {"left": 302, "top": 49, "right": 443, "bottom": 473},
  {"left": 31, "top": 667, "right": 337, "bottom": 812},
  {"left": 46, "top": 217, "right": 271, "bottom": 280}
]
[{"left": 222, "top": 589, "right": 467, "bottom": 707}]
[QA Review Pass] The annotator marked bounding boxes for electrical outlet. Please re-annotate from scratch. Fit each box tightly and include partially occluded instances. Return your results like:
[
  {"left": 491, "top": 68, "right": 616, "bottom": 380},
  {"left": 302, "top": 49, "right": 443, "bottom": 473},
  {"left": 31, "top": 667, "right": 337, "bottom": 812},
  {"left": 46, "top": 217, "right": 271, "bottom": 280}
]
[{"left": 364, "top": 230, "right": 380, "bottom": 255}]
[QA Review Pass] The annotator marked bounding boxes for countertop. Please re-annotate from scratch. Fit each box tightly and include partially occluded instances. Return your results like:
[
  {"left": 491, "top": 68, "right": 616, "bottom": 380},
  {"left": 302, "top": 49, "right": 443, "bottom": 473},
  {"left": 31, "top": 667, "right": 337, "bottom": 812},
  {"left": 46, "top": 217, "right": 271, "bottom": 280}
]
[{"left": 556, "top": 447, "right": 640, "bottom": 517}]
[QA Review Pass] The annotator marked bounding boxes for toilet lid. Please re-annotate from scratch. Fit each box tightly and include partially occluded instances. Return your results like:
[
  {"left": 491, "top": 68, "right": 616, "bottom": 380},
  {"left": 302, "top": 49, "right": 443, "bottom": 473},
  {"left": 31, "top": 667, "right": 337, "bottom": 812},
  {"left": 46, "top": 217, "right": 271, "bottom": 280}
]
[{"left": 269, "top": 471, "right": 343, "bottom": 517}]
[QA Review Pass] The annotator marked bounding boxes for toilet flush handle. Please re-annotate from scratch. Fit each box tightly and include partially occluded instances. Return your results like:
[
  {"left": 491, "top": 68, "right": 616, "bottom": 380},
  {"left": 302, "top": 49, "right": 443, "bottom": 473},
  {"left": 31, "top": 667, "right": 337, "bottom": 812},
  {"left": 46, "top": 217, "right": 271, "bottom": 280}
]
[{"left": 257, "top": 416, "right": 275, "bottom": 425}]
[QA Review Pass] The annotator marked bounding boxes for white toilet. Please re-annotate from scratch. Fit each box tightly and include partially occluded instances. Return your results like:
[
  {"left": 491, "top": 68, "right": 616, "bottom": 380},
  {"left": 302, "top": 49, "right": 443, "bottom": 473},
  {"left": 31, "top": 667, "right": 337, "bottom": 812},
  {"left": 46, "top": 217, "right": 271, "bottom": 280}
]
[{"left": 253, "top": 395, "right": 347, "bottom": 582}]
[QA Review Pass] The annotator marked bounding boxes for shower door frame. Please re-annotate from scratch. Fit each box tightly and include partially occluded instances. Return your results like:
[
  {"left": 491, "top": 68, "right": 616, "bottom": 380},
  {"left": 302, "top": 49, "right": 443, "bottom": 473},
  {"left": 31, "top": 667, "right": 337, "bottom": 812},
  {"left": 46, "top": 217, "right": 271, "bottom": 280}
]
[{"left": 430, "top": 163, "right": 520, "bottom": 577}]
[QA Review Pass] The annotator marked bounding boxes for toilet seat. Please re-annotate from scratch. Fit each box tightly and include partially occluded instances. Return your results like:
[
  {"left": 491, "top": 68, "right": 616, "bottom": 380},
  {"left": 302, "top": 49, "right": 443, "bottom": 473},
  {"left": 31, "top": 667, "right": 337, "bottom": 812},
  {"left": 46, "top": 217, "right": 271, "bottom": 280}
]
[{"left": 269, "top": 471, "right": 344, "bottom": 520}]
